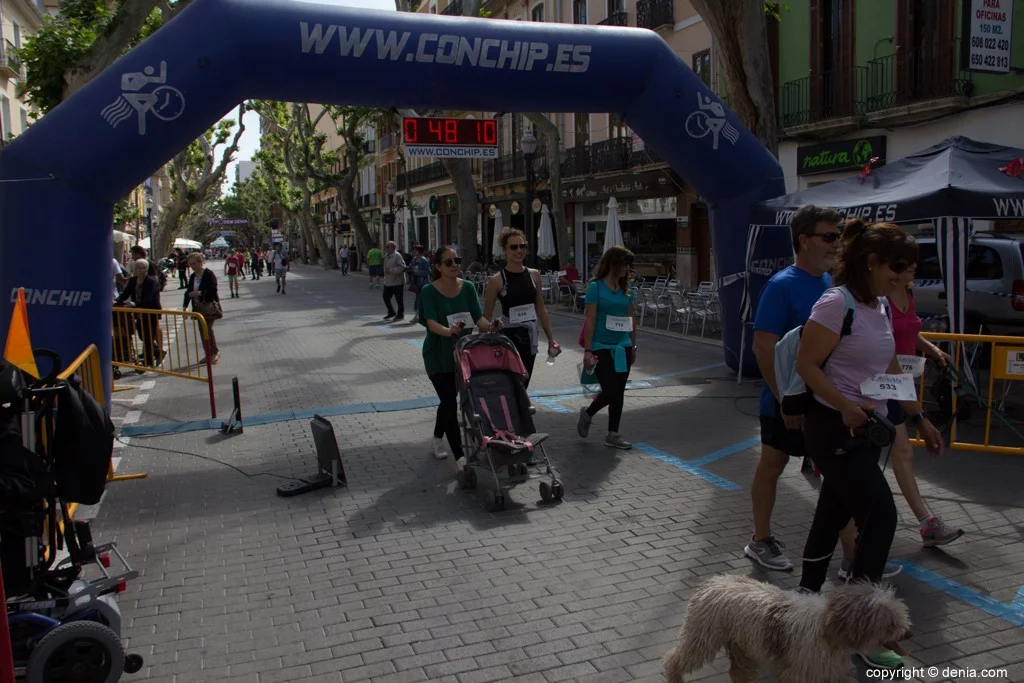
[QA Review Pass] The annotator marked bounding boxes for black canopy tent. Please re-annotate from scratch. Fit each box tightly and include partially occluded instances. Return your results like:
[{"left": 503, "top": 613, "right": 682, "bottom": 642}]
[
  {"left": 751, "top": 136, "right": 1024, "bottom": 226},
  {"left": 732, "top": 136, "right": 1024, "bottom": 382}
]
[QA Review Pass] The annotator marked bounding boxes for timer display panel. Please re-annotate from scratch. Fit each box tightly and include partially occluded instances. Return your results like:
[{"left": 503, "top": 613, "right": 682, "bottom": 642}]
[{"left": 402, "top": 117, "right": 498, "bottom": 147}]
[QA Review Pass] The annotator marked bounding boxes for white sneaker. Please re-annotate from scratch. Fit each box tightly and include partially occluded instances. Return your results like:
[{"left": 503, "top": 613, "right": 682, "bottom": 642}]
[{"left": 431, "top": 437, "right": 448, "bottom": 460}]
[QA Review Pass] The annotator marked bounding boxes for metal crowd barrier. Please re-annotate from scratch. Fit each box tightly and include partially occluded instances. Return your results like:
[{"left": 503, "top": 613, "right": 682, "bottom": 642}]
[
  {"left": 58, "top": 344, "right": 147, "bottom": 483},
  {"left": 112, "top": 306, "right": 217, "bottom": 418},
  {"left": 909, "top": 332, "right": 1024, "bottom": 456}
]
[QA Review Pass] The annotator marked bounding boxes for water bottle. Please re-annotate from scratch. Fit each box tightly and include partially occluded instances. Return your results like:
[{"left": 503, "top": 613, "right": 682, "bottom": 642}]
[{"left": 546, "top": 341, "right": 562, "bottom": 366}]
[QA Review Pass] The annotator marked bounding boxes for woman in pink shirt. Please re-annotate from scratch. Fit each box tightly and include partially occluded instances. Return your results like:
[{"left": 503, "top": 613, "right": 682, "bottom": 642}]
[{"left": 887, "top": 269, "right": 963, "bottom": 547}]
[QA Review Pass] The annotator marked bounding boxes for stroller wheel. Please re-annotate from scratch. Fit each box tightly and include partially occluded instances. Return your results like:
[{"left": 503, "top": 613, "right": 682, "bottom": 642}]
[
  {"left": 539, "top": 481, "right": 553, "bottom": 502},
  {"left": 466, "top": 467, "right": 477, "bottom": 489},
  {"left": 25, "top": 620, "right": 125, "bottom": 683},
  {"left": 517, "top": 463, "right": 528, "bottom": 477},
  {"left": 551, "top": 481, "right": 564, "bottom": 500},
  {"left": 112, "top": 367, "right": 121, "bottom": 380},
  {"left": 484, "top": 489, "right": 505, "bottom": 512}
]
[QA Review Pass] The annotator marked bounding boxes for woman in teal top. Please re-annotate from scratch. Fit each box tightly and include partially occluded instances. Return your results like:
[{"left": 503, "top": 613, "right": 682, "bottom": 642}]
[
  {"left": 577, "top": 246, "right": 637, "bottom": 450},
  {"left": 419, "top": 245, "right": 496, "bottom": 463}
]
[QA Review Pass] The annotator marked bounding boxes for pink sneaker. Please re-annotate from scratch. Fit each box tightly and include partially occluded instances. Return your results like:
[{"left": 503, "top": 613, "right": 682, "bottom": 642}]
[{"left": 921, "top": 516, "right": 964, "bottom": 547}]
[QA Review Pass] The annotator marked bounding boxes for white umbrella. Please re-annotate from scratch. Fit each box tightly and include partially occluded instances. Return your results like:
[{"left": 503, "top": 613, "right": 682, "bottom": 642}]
[
  {"left": 603, "top": 196, "right": 624, "bottom": 253},
  {"left": 137, "top": 237, "right": 201, "bottom": 251},
  {"left": 491, "top": 209, "right": 504, "bottom": 260},
  {"left": 112, "top": 230, "right": 137, "bottom": 246},
  {"left": 138, "top": 236, "right": 151, "bottom": 249},
  {"left": 209, "top": 237, "right": 230, "bottom": 248},
  {"left": 536, "top": 204, "right": 556, "bottom": 259}
]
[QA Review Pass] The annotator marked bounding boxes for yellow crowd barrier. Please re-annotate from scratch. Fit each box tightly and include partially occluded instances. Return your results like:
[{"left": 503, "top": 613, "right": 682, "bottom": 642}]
[
  {"left": 112, "top": 306, "right": 217, "bottom": 418},
  {"left": 58, "top": 344, "right": 147, "bottom": 482},
  {"left": 909, "top": 332, "right": 1024, "bottom": 456}
]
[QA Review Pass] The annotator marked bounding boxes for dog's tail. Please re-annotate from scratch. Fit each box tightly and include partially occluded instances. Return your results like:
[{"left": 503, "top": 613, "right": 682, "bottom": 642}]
[
  {"left": 662, "top": 622, "right": 722, "bottom": 683},
  {"left": 662, "top": 644, "right": 688, "bottom": 683}
]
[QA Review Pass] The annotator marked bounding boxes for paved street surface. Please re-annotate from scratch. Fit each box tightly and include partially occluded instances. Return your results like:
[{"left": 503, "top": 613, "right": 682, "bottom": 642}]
[{"left": 97, "top": 262, "right": 1024, "bottom": 683}]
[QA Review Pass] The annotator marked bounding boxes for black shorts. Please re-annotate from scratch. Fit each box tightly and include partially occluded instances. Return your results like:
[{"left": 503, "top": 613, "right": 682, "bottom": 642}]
[
  {"left": 886, "top": 400, "right": 905, "bottom": 426},
  {"left": 759, "top": 415, "right": 808, "bottom": 458}
]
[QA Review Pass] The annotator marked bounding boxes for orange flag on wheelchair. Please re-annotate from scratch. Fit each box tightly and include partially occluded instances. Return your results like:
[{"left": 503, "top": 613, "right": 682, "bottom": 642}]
[{"left": 3, "top": 287, "right": 40, "bottom": 379}]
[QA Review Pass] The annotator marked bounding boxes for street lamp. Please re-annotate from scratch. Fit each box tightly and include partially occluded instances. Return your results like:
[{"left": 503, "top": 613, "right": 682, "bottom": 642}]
[
  {"left": 145, "top": 195, "right": 153, "bottom": 251},
  {"left": 521, "top": 129, "right": 538, "bottom": 267},
  {"left": 385, "top": 180, "right": 396, "bottom": 245},
  {"left": 330, "top": 199, "right": 339, "bottom": 269}
]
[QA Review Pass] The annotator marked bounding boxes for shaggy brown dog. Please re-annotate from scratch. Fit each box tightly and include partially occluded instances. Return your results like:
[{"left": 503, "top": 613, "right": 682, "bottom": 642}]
[{"left": 662, "top": 575, "right": 911, "bottom": 683}]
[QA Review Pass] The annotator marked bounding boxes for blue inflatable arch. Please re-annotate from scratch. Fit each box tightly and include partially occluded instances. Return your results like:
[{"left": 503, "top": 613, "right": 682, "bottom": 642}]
[{"left": 0, "top": 0, "right": 788, "bottom": 400}]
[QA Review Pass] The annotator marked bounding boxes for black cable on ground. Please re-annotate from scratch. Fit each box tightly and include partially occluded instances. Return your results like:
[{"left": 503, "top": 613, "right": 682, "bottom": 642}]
[{"left": 114, "top": 436, "right": 304, "bottom": 482}]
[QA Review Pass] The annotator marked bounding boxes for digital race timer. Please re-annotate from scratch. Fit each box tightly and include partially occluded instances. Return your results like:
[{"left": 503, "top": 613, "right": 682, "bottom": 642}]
[{"left": 402, "top": 117, "right": 498, "bottom": 147}]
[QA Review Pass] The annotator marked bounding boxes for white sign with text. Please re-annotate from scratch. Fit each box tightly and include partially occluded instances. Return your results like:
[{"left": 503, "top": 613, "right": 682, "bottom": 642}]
[{"left": 968, "top": 0, "right": 1014, "bottom": 73}]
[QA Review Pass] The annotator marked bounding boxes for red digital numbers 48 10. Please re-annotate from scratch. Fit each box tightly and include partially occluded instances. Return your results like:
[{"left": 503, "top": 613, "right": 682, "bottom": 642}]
[{"left": 402, "top": 117, "right": 498, "bottom": 146}]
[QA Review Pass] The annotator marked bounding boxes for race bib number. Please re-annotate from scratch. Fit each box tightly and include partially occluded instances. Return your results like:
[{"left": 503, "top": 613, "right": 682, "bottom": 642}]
[
  {"left": 556, "top": 270, "right": 567, "bottom": 277},
  {"left": 606, "top": 315, "right": 633, "bottom": 332},
  {"left": 897, "top": 355, "right": 926, "bottom": 378},
  {"left": 447, "top": 312, "right": 473, "bottom": 330},
  {"left": 860, "top": 373, "right": 917, "bottom": 401},
  {"left": 509, "top": 304, "right": 537, "bottom": 324}
]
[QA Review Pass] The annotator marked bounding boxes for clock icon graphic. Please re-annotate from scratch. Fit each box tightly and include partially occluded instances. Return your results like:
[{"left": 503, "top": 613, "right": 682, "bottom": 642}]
[{"left": 151, "top": 86, "right": 186, "bottom": 121}]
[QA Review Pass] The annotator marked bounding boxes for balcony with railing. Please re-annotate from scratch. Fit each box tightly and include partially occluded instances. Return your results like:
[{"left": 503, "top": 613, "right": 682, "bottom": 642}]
[
  {"left": 864, "top": 39, "right": 972, "bottom": 114},
  {"left": 0, "top": 41, "right": 22, "bottom": 79},
  {"left": 598, "top": 11, "right": 628, "bottom": 26},
  {"left": 778, "top": 40, "right": 973, "bottom": 131},
  {"left": 398, "top": 161, "right": 448, "bottom": 189},
  {"left": 636, "top": 0, "right": 672, "bottom": 30},
  {"left": 441, "top": 0, "right": 463, "bottom": 15},
  {"left": 777, "top": 66, "right": 867, "bottom": 128},
  {"left": 362, "top": 139, "right": 376, "bottom": 155},
  {"left": 358, "top": 193, "right": 377, "bottom": 208}
]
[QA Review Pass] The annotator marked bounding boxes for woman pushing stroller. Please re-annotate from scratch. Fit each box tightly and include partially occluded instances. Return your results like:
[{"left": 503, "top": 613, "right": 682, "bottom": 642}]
[
  {"left": 484, "top": 227, "right": 560, "bottom": 388},
  {"left": 419, "top": 245, "right": 499, "bottom": 463}
]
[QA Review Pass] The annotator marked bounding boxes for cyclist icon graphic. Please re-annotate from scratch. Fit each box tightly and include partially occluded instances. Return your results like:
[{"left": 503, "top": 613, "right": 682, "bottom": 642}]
[
  {"left": 101, "top": 61, "right": 186, "bottom": 135},
  {"left": 684, "top": 93, "right": 739, "bottom": 151}
]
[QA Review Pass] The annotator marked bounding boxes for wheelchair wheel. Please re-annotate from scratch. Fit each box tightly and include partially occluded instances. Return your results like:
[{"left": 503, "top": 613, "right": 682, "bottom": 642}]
[{"left": 25, "top": 620, "right": 125, "bottom": 683}]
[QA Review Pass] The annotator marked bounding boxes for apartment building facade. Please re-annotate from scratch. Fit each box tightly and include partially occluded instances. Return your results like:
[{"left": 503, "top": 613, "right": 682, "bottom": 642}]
[
  {"left": 386, "top": 0, "right": 715, "bottom": 284},
  {"left": 775, "top": 0, "right": 1024, "bottom": 213},
  {"left": 0, "top": 0, "right": 57, "bottom": 143}
]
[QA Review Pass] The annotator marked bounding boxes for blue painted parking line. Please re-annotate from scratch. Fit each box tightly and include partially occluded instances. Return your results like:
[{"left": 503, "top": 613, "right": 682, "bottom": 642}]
[
  {"left": 405, "top": 339, "right": 424, "bottom": 348},
  {"left": 644, "top": 362, "right": 727, "bottom": 382},
  {"left": 690, "top": 436, "right": 760, "bottom": 466},
  {"left": 895, "top": 561, "right": 1024, "bottom": 629},
  {"left": 633, "top": 442, "right": 742, "bottom": 491},
  {"left": 533, "top": 397, "right": 573, "bottom": 414}
]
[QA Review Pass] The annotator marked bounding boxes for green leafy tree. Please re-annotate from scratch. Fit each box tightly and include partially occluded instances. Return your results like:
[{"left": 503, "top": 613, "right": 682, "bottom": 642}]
[
  {"left": 15, "top": 0, "right": 185, "bottom": 112},
  {"left": 152, "top": 104, "right": 247, "bottom": 257}
]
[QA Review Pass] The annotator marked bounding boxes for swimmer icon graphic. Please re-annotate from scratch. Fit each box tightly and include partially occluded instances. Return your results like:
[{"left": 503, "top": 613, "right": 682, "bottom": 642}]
[
  {"left": 684, "top": 93, "right": 739, "bottom": 151},
  {"left": 101, "top": 61, "right": 186, "bottom": 134}
]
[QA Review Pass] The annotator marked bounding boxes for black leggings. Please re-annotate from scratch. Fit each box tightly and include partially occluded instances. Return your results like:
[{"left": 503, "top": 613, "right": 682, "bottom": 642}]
[
  {"left": 799, "top": 400, "right": 897, "bottom": 592},
  {"left": 429, "top": 372, "right": 463, "bottom": 459},
  {"left": 504, "top": 329, "right": 537, "bottom": 389},
  {"left": 585, "top": 347, "right": 633, "bottom": 433}
]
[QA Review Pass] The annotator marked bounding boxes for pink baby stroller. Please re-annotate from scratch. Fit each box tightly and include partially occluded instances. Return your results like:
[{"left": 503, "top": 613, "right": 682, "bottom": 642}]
[{"left": 455, "top": 333, "right": 563, "bottom": 511}]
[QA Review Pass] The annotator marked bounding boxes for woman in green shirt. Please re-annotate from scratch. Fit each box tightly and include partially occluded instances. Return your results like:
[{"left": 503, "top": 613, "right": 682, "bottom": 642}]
[{"left": 419, "top": 246, "right": 497, "bottom": 463}]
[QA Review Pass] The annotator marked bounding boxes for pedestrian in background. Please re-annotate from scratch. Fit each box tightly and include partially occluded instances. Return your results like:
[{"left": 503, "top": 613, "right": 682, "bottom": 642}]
[
  {"left": 382, "top": 241, "right": 407, "bottom": 321},
  {"left": 184, "top": 252, "right": 221, "bottom": 365}
]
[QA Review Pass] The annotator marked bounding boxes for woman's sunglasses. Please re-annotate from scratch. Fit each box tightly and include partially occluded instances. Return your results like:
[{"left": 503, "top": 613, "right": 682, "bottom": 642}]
[
  {"left": 888, "top": 260, "right": 912, "bottom": 274},
  {"left": 442, "top": 257, "right": 462, "bottom": 267},
  {"left": 508, "top": 243, "right": 528, "bottom": 251}
]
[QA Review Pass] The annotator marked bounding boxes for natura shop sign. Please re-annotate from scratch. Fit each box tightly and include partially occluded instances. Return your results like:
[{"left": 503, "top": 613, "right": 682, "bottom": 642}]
[
  {"left": 964, "top": 0, "right": 1014, "bottom": 73},
  {"left": 796, "top": 136, "right": 886, "bottom": 177}
]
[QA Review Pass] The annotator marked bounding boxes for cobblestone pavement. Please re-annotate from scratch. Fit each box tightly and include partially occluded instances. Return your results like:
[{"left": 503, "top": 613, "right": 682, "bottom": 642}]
[{"left": 96, "top": 263, "right": 1024, "bottom": 683}]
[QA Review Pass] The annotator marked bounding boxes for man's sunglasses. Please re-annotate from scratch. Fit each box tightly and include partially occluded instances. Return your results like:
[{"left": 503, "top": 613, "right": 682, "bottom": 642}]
[
  {"left": 508, "top": 243, "right": 528, "bottom": 251},
  {"left": 442, "top": 257, "right": 463, "bottom": 267},
  {"left": 811, "top": 232, "right": 841, "bottom": 243}
]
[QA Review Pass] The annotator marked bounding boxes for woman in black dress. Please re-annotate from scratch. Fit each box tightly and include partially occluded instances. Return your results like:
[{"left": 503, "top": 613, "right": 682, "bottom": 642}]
[
  {"left": 483, "top": 228, "right": 559, "bottom": 387},
  {"left": 116, "top": 258, "right": 164, "bottom": 365}
]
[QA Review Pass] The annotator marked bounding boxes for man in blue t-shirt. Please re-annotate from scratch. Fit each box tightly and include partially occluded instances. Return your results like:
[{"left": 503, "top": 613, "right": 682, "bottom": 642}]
[{"left": 744, "top": 205, "right": 840, "bottom": 572}]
